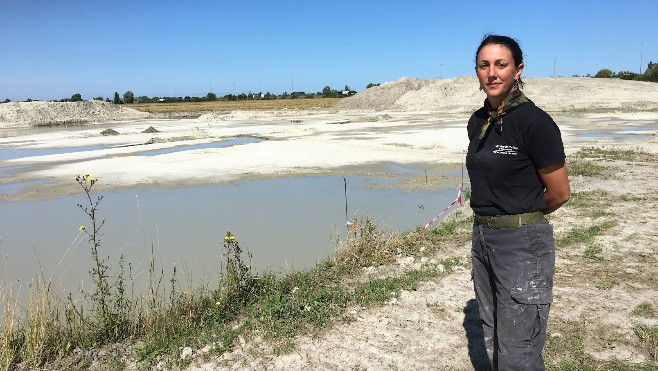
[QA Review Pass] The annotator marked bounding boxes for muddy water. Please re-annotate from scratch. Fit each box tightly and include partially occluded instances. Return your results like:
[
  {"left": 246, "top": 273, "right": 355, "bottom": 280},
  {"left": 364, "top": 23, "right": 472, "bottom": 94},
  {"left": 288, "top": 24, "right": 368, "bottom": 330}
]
[{"left": 0, "top": 172, "right": 461, "bottom": 295}]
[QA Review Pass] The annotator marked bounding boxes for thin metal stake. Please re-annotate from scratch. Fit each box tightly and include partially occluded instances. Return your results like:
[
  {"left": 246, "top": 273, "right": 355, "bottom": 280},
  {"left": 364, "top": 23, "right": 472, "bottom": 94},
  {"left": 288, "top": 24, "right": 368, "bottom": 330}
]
[
  {"left": 461, "top": 150, "right": 465, "bottom": 189},
  {"left": 343, "top": 177, "right": 349, "bottom": 230}
]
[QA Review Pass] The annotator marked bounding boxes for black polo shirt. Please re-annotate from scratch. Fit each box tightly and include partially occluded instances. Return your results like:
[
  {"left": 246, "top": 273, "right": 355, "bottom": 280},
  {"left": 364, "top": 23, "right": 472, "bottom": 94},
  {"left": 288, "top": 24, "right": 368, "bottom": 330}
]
[{"left": 466, "top": 100, "right": 565, "bottom": 216}]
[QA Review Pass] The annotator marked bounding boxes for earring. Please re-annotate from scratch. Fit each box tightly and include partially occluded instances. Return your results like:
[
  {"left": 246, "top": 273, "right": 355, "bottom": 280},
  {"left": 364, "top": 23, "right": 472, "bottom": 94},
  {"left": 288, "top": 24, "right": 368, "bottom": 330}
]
[
  {"left": 513, "top": 79, "right": 521, "bottom": 91},
  {"left": 479, "top": 86, "right": 483, "bottom": 91}
]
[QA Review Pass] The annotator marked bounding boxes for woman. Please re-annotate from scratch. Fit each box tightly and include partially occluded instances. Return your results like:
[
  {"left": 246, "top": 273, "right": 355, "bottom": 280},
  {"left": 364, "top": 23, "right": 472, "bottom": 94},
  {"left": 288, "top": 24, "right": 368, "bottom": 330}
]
[{"left": 466, "top": 35, "right": 570, "bottom": 370}]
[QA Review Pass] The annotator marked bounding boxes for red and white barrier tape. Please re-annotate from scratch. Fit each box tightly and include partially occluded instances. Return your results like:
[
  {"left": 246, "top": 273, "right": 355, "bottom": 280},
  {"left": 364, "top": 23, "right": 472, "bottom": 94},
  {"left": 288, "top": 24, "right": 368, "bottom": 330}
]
[{"left": 422, "top": 188, "right": 462, "bottom": 230}]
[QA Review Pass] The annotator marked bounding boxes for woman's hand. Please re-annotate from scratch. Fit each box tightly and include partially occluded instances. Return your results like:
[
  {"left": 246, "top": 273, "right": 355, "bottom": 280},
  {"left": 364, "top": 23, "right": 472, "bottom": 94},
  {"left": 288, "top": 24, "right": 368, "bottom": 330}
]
[{"left": 539, "top": 160, "right": 570, "bottom": 214}]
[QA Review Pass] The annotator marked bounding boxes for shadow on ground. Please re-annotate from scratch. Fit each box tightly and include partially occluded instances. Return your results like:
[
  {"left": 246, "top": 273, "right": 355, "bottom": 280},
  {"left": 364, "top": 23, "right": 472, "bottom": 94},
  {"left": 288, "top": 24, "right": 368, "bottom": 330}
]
[{"left": 463, "top": 298, "right": 491, "bottom": 371}]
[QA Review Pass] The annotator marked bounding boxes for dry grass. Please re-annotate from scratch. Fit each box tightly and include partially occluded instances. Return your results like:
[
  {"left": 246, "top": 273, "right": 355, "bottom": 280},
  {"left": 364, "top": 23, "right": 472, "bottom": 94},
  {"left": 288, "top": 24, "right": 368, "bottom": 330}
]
[
  {"left": 23, "top": 279, "right": 64, "bottom": 368},
  {"left": 334, "top": 218, "right": 404, "bottom": 272},
  {"left": 129, "top": 98, "right": 341, "bottom": 114},
  {"left": 1, "top": 287, "right": 20, "bottom": 370}
]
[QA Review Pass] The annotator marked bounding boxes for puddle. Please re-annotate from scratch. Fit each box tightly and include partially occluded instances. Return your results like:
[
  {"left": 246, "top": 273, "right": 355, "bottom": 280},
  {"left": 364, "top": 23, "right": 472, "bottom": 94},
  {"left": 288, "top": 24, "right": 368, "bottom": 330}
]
[
  {"left": 0, "top": 174, "right": 461, "bottom": 296},
  {"left": 0, "top": 165, "right": 27, "bottom": 177},
  {"left": 0, "top": 179, "right": 50, "bottom": 194},
  {"left": 0, "top": 124, "right": 93, "bottom": 139},
  {"left": 0, "top": 145, "right": 105, "bottom": 160},
  {"left": 446, "top": 166, "right": 467, "bottom": 178},
  {"left": 579, "top": 131, "right": 653, "bottom": 139},
  {"left": 386, "top": 163, "right": 425, "bottom": 175},
  {"left": 138, "top": 137, "right": 262, "bottom": 156},
  {"left": 621, "top": 126, "right": 653, "bottom": 132}
]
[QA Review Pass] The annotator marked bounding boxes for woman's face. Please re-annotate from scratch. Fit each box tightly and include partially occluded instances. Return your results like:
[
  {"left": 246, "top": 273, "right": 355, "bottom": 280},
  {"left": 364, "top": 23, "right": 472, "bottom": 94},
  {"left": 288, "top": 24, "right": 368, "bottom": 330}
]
[{"left": 476, "top": 43, "right": 524, "bottom": 107}]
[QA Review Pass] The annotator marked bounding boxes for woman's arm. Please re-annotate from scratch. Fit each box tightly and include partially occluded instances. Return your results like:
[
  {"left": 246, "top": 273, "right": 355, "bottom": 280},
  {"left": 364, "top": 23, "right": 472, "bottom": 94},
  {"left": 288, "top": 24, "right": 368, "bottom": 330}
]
[{"left": 538, "top": 160, "right": 570, "bottom": 214}]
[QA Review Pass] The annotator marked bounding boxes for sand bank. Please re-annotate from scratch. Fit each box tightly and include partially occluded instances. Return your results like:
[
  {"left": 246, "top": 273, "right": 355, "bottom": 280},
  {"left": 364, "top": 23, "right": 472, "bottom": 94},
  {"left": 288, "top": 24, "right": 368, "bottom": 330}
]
[{"left": 1, "top": 76, "right": 657, "bottom": 202}]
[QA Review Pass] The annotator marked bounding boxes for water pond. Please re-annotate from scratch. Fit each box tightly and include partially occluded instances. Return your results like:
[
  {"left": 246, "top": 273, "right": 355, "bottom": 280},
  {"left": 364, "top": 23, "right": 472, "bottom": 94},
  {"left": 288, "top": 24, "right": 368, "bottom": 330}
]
[{"left": 0, "top": 172, "right": 461, "bottom": 294}]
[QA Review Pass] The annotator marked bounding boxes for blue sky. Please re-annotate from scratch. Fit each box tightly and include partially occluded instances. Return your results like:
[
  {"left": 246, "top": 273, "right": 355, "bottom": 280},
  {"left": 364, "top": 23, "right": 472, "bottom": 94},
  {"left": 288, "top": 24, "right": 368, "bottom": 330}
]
[{"left": 1, "top": 0, "right": 656, "bottom": 101}]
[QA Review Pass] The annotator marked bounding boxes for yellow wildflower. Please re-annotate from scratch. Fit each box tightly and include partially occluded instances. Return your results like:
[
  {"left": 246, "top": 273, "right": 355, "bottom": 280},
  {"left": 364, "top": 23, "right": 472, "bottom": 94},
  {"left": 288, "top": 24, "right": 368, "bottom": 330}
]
[
  {"left": 215, "top": 301, "right": 221, "bottom": 306},
  {"left": 79, "top": 226, "right": 86, "bottom": 230},
  {"left": 182, "top": 291, "right": 189, "bottom": 295}
]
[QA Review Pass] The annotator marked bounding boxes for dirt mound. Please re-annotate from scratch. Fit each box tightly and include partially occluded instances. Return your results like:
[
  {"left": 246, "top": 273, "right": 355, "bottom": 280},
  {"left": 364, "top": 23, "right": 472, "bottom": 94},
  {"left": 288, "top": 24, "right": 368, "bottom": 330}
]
[
  {"left": 142, "top": 126, "right": 160, "bottom": 133},
  {"left": 185, "top": 127, "right": 209, "bottom": 138},
  {"left": 141, "top": 128, "right": 208, "bottom": 145},
  {"left": 0, "top": 100, "right": 150, "bottom": 128},
  {"left": 338, "top": 76, "right": 658, "bottom": 113},
  {"left": 100, "top": 128, "right": 120, "bottom": 136},
  {"left": 197, "top": 111, "right": 232, "bottom": 122}
]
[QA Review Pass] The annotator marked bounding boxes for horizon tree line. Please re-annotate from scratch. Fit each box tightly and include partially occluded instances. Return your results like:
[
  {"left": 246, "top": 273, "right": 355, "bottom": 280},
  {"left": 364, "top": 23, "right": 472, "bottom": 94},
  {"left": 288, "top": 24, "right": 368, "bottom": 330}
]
[
  {"left": 594, "top": 61, "right": 658, "bottom": 82},
  {"left": 5, "top": 63, "right": 657, "bottom": 104},
  {"left": 2, "top": 84, "right": 360, "bottom": 104}
]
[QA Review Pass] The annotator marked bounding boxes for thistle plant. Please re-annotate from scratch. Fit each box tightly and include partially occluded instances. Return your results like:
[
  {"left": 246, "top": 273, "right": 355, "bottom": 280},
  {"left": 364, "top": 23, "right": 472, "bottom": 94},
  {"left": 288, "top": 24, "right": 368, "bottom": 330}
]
[
  {"left": 220, "top": 232, "right": 255, "bottom": 306},
  {"left": 73, "top": 174, "right": 129, "bottom": 343}
]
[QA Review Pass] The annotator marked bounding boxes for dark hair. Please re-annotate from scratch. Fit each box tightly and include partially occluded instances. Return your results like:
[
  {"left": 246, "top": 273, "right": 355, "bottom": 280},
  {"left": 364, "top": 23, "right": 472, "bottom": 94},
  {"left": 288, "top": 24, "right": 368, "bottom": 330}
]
[{"left": 475, "top": 35, "right": 524, "bottom": 87}]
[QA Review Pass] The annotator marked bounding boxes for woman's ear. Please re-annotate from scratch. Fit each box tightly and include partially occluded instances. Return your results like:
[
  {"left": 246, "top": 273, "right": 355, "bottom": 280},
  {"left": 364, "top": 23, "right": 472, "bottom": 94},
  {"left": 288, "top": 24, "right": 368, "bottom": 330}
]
[{"left": 515, "top": 63, "right": 525, "bottom": 80}]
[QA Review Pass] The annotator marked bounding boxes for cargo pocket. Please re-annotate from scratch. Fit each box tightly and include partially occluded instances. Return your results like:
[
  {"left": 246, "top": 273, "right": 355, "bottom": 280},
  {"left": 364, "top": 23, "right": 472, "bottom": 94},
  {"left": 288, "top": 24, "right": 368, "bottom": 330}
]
[
  {"left": 510, "top": 223, "right": 555, "bottom": 305},
  {"left": 511, "top": 284, "right": 552, "bottom": 304}
]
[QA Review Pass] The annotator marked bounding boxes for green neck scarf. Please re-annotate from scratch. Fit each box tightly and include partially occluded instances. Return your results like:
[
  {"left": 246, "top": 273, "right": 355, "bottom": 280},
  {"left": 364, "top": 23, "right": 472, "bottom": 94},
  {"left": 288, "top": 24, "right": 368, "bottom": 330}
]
[{"left": 479, "top": 90, "right": 529, "bottom": 139}]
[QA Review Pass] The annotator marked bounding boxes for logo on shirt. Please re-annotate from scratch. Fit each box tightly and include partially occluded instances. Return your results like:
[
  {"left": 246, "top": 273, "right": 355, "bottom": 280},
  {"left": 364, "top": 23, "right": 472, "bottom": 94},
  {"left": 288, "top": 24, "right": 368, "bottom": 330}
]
[{"left": 493, "top": 145, "right": 518, "bottom": 155}]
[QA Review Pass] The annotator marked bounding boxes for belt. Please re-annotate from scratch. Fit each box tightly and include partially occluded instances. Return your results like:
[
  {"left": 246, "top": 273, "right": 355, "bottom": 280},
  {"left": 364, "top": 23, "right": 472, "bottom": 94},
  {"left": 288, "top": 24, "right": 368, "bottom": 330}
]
[{"left": 474, "top": 211, "right": 545, "bottom": 229}]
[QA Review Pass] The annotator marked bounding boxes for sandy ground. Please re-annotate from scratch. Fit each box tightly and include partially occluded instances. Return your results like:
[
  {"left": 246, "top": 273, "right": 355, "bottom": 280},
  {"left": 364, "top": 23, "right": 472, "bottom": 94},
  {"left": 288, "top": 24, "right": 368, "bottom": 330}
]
[
  {"left": 186, "top": 145, "right": 658, "bottom": 370},
  {"left": 2, "top": 76, "right": 658, "bottom": 369},
  {"left": 0, "top": 109, "right": 473, "bottom": 201},
  {"left": 2, "top": 76, "right": 658, "bottom": 202}
]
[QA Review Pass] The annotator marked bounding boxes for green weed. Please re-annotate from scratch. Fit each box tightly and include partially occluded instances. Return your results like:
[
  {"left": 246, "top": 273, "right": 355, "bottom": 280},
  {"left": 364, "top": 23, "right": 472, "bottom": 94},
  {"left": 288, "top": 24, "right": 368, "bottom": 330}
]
[
  {"left": 133, "top": 342, "right": 162, "bottom": 364},
  {"left": 568, "top": 160, "right": 608, "bottom": 177},
  {"left": 589, "top": 210, "right": 610, "bottom": 218},
  {"left": 544, "top": 321, "right": 588, "bottom": 367},
  {"left": 620, "top": 194, "right": 658, "bottom": 202},
  {"left": 567, "top": 190, "right": 613, "bottom": 209},
  {"left": 428, "top": 212, "right": 472, "bottom": 237},
  {"left": 545, "top": 321, "right": 657, "bottom": 370},
  {"left": 571, "top": 147, "right": 656, "bottom": 162},
  {"left": 556, "top": 221, "right": 617, "bottom": 247},
  {"left": 634, "top": 325, "right": 658, "bottom": 361},
  {"left": 632, "top": 302, "right": 655, "bottom": 318},
  {"left": 595, "top": 279, "right": 616, "bottom": 290},
  {"left": 583, "top": 244, "right": 604, "bottom": 261}
]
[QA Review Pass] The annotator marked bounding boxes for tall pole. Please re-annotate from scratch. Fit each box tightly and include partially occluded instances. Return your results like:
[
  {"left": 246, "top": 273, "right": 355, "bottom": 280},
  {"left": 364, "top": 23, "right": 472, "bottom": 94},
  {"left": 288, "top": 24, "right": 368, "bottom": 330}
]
[
  {"left": 553, "top": 58, "right": 556, "bottom": 78},
  {"left": 344, "top": 177, "right": 350, "bottom": 232},
  {"left": 440, "top": 64, "right": 443, "bottom": 78},
  {"left": 291, "top": 77, "right": 294, "bottom": 94}
]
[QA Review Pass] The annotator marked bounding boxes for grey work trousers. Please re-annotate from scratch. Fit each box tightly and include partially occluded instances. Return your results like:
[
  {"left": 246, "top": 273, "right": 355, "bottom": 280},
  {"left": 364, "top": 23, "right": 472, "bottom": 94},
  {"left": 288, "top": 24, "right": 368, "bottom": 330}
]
[{"left": 471, "top": 220, "right": 555, "bottom": 371}]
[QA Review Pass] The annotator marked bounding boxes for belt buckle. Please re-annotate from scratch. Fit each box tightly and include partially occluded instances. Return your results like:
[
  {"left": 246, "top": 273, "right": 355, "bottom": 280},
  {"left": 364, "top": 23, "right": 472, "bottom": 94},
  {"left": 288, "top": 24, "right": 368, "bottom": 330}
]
[{"left": 487, "top": 216, "right": 498, "bottom": 229}]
